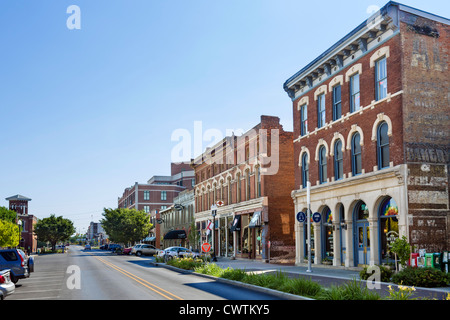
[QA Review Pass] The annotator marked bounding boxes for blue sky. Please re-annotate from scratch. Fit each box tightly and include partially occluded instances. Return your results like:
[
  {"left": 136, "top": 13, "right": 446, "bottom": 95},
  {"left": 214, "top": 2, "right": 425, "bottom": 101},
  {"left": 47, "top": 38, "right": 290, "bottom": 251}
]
[{"left": 0, "top": 0, "right": 448, "bottom": 233}]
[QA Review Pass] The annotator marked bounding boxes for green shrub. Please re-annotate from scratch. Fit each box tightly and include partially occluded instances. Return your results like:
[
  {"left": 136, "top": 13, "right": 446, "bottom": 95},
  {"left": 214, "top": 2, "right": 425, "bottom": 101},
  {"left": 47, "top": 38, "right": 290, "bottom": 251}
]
[
  {"left": 359, "top": 265, "right": 393, "bottom": 282},
  {"left": 280, "top": 276, "right": 323, "bottom": 298},
  {"left": 167, "top": 257, "right": 204, "bottom": 270},
  {"left": 244, "top": 271, "right": 287, "bottom": 290},
  {"left": 318, "top": 279, "right": 380, "bottom": 300},
  {"left": 194, "top": 262, "right": 227, "bottom": 277},
  {"left": 392, "top": 267, "right": 450, "bottom": 288},
  {"left": 221, "top": 268, "right": 247, "bottom": 282}
]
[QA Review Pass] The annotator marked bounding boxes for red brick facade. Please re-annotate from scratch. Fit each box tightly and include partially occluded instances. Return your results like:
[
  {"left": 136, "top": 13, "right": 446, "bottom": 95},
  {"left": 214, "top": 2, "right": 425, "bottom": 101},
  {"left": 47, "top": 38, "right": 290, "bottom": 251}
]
[
  {"left": 192, "top": 115, "right": 295, "bottom": 261},
  {"left": 285, "top": 3, "right": 449, "bottom": 267}
]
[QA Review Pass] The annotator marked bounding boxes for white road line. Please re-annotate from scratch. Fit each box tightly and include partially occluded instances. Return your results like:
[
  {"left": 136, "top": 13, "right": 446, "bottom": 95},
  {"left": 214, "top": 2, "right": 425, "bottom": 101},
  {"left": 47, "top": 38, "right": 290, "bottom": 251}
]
[{"left": 12, "top": 289, "right": 61, "bottom": 294}]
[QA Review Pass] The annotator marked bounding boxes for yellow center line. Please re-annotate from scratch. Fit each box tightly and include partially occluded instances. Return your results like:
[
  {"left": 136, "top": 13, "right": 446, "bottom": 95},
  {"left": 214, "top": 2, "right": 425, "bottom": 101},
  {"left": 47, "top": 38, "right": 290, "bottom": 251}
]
[{"left": 94, "top": 256, "right": 183, "bottom": 300}]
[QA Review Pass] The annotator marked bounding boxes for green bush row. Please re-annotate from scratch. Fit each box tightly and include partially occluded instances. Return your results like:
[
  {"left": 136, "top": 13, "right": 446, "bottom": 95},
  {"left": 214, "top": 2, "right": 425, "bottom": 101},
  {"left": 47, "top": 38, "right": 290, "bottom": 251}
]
[
  {"left": 360, "top": 265, "right": 450, "bottom": 288},
  {"left": 194, "top": 263, "right": 377, "bottom": 300},
  {"left": 164, "top": 258, "right": 449, "bottom": 300}
]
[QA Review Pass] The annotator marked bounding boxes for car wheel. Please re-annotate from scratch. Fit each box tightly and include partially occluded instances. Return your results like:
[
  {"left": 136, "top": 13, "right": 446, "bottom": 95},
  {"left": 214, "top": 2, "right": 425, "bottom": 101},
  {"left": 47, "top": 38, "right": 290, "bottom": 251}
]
[
  {"left": 136, "top": 251, "right": 142, "bottom": 256},
  {"left": 10, "top": 274, "right": 18, "bottom": 284}
]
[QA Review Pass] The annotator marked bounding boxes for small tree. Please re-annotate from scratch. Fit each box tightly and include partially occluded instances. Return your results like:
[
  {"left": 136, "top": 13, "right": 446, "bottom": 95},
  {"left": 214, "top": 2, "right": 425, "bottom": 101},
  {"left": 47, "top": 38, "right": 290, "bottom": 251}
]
[
  {"left": 0, "top": 206, "right": 20, "bottom": 248},
  {"left": 34, "top": 214, "right": 75, "bottom": 251},
  {"left": 0, "top": 219, "right": 20, "bottom": 248},
  {"left": 187, "top": 220, "right": 199, "bottom": 250},
  {"left": 391, "top": 236, "right": 411, "bottom": 269}
]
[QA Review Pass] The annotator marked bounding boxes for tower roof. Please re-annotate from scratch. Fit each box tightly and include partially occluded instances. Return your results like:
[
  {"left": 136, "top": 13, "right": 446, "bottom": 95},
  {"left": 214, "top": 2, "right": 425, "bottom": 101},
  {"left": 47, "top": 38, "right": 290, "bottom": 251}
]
[{"left": 5, "top": 194, "right": 32, "bottom": 201}]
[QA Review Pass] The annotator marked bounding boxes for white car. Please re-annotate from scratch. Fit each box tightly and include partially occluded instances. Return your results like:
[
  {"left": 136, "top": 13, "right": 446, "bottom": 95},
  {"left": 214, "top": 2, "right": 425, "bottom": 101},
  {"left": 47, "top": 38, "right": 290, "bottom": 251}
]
[
  {"left": 0, "top": 269, "right": 15, "bottom": 300},
  {"left": 158, "top": 246, "right": 200, "bottom": 259}
]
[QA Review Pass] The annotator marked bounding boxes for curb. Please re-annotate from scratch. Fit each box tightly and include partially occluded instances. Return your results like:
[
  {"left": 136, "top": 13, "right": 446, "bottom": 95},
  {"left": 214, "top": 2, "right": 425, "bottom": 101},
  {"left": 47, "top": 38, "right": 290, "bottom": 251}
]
[{"left": 150, "top": 262, "right": 314, "bottom": 300}]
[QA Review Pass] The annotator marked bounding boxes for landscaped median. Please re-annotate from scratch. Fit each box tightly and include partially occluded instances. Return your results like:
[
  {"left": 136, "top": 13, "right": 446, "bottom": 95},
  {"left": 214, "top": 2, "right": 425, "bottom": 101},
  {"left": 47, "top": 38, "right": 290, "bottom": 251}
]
[
  {"left": 153, "top": 256, "right": 382, "bottom": 300},
  {"left": 153, "top": 256, "right": 450, "bottom": 300}
]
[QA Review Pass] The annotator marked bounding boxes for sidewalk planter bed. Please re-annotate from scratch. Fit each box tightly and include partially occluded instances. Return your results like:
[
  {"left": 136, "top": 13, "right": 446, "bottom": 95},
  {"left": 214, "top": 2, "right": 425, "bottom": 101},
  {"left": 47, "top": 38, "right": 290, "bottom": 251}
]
[{"left": 160, "top": 258, "right": 450, "bottom": 300}]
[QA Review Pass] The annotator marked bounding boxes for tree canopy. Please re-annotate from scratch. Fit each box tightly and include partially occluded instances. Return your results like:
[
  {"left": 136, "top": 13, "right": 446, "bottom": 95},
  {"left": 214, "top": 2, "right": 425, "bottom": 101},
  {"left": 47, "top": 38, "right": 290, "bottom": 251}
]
[
  {"left": 101, "top": 208, "right": 153, "bottom": 245},
  {"left": 34, "top": 214, "right": 75, "bottom": 250},
  {"left": 0, "top": 206, "right": 20, "bottom": 247}
]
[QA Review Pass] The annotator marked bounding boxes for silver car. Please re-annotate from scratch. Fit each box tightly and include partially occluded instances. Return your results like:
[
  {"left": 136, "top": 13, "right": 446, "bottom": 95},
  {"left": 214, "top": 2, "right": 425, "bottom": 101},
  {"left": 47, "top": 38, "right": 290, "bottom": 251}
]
[
  {"left": 131, "top": 244, "right": 160, "bottom": 256},
  {"left": 0, "top": 269, "right": 15, "bottom": 300},
  {"left": 158, "top": 246, "right": 201, "bottom": 259}
]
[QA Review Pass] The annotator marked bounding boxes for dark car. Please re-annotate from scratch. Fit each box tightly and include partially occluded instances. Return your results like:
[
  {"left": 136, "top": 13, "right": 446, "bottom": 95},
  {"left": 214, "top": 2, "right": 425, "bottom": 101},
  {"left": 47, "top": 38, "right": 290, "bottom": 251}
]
[
  {"left": 0, "top": 249, "right": 34, "bottom": 283},
  {"left": 108, "top": 244, "right": 122, "bottom": 252}
]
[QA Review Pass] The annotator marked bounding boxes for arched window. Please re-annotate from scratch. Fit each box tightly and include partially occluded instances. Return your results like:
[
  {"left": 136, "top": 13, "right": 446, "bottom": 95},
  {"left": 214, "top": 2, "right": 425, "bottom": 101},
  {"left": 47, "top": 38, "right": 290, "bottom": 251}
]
[
  {"left": 351, "top": 133, "right": 362, "bottom": 176},
  {"left": 319, "top": 146, "right": 327, "bottom": 184},
  {"left": 379, "top": 197, "right": 398, "bottom": 264},
  {"left": 334, "top": 140, "right": 343, "bottom": 181},
  {"left": 236, "top": 173, "right": 241, "bottom": 202},
  {"left": 377, "top": 122, "right": 390, "bottom": 169},
  {"left": 301, "top": 153, "right": 309, "bottom": 188},
  {"left": 322, "top": 206, "right": 333, "bottom": 261},
  {"left": 246, "top": 170, "right": 251, "bottom": 200},
  {"left": 300, "top": 104, "right": 308, "bottom": 136},
  {"left": 256, "top": 166, "right": 261, "bottom": 197}
]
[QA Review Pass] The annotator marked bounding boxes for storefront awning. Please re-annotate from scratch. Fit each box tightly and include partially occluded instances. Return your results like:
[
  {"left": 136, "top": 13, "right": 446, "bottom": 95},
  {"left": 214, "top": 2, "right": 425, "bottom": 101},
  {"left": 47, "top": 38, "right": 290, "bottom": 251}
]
[
  {"left": 249, "top": 211, "right": 262, "bottom": 228},
  {"left": 230, "top": 215, "right": 241, "bottom": 232},
  {"left": 144, "top": 236, "right": 156, "bottom": 242},
  {"left": 164, "top": 230, "right": 187, "bottom": 239}
]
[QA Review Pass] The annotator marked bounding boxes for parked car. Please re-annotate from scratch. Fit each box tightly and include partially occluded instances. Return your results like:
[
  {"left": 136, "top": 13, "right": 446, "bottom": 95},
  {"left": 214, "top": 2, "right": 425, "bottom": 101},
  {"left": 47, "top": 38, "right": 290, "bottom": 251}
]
[
  {"left": 158, "top": 246, "right": 200, "bottom": 259},
  {"left": 84, "top": 244, "right": 91, "bottom": 250},
  {"left": 0, "top": 269, "right": 15, "bottom": 300},
  {"left": 123, "top": 247, "right": 133, "bottom": 255},
  {"left": 108, "top": 244, "right": 122, "bottom": 252},
  {"left": 131, "top": 244, "right": 160, "bottom": 256},
  {"left": 0, "top": 249, "right": 33, "bottom": 283}
]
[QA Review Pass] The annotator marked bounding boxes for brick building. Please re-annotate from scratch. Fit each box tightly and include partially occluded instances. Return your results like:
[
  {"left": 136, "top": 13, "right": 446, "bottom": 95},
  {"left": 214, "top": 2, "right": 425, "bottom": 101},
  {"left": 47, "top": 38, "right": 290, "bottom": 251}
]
[
  {"left": 284, "top": 2, "right": 449, "bottom": 267},
  {"left": 5, "top": 195, "right": 38, "bottom": 254},
  {"left": 192, "top": 115, "right": 295, "bottom": 261},
  {"left": 158, "top": 189, "right": 195, "bottom": 249},
  {"left": 117, "top": 162, "right": 195, "bottom": 214}
]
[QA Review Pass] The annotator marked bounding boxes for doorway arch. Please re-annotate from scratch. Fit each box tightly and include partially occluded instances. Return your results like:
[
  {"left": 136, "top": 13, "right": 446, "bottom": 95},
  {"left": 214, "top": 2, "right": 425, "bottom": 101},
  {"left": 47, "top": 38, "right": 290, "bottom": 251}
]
[
  {"left": 378, "top": 196, "right": 399, "bottom": 264},
  {"left": 353, "top": 200, "right": 370, "bottom": 266},
  {"left": 321, "top": 206, "right": 333, "bottom": 262}
]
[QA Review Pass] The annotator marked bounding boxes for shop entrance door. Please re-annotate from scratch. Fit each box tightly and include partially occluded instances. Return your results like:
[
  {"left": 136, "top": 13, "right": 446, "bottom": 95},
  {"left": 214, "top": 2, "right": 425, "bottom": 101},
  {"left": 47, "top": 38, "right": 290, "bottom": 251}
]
[{"left": 355, "top": 221, "right": 370, "bottom": 265}]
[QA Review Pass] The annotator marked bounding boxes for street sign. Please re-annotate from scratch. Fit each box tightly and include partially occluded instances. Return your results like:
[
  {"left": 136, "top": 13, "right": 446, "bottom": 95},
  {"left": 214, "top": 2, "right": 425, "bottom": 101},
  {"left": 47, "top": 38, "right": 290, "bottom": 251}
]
[
  {"left": 312, "top": 212, "right": 321, "bottom": 223},
  {"left": 216, "top": 200, "right": 224, "bottom": 207},
  {"left": 296, "top": 211, "right": 306, "bottom": 223},
  {"left": 201, "top": 242, "right": 211, "bottom": 253}
]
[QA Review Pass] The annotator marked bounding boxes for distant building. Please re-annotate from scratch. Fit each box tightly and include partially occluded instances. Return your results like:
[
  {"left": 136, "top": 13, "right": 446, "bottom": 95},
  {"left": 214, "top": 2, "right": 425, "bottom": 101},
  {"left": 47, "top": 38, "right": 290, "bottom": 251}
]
[
  {"left": 5, "top": 194, "right": 37, "bottom": 253},
  {"left": 86, "top": 222, "right": 107, "bottom": 245},
  {"left": 117, "top": 162, "right": 195, "bottom": 214},
  {"left": 158, "top": 189, "right": 195, "bottom": 249}
]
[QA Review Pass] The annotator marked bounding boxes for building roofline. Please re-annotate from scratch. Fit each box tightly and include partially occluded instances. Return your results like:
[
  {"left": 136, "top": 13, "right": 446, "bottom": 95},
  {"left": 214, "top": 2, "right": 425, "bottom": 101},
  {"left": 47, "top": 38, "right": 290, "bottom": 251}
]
[
  {"left": 283, "top": 1, "right": 449, "bottom": 99},
  {"left": 5, "top": 194, "right": 32, "bottom": 201}
]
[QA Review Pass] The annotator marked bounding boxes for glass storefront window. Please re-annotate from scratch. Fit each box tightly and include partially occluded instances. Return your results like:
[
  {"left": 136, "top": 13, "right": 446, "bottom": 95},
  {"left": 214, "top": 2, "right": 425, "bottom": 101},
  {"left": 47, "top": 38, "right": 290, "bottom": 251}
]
[
  {"left": 380, "top": 197, "right": 399, "bottom": 264},
  {"left": 322, "top": 207, "right": 333, "bottom": 261}
]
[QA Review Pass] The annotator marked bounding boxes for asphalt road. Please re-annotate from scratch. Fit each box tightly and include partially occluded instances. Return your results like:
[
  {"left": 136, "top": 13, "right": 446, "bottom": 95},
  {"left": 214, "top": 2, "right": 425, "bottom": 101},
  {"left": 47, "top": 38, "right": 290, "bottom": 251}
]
[{"left": 8, "top": 245, "right": 283, "bottom": 301}]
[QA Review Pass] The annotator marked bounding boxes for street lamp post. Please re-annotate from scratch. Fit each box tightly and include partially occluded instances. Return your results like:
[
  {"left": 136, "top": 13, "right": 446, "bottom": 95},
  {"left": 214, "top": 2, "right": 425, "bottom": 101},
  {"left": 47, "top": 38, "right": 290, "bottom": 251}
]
[
  {"left": 306, "top": 181, "right": 312, "bottom": 273},
  {"left": 211, "top": 204, "right": 217, "bottom": 262}
]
